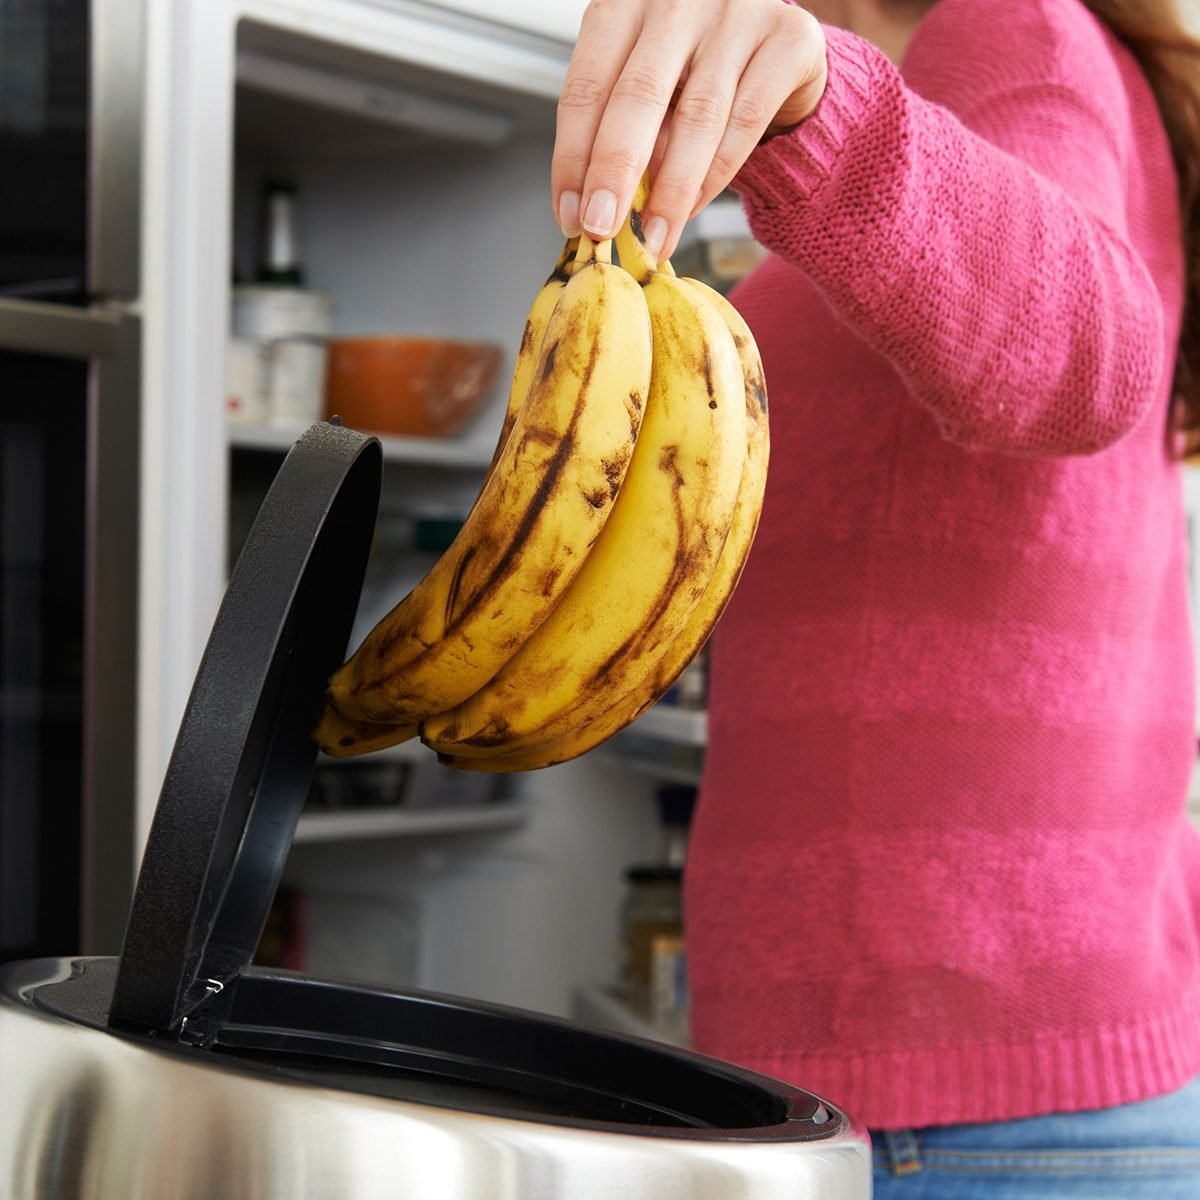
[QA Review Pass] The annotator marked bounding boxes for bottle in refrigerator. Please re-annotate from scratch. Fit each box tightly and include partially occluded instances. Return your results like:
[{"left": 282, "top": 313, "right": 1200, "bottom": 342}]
[
  {"left": 256, "top": 181, "right": 305, "bottom": 286},
  {"left": 618, "top": 865, "right": 683, "bottom": 1019},
  {"left": 230, "top": 181, "right": 332, "bottom": 428}
]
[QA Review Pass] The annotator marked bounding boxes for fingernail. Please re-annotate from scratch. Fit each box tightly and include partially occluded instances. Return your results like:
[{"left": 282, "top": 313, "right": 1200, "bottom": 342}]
[
  {"left": 558, "top": 191, "right": 581, "bottom": 237},
  {"left": 643, "top": 216, "right": 668, "bottom": 261},
  {"left": 582, "top": 189, "right": 617, "bottom": 238}
]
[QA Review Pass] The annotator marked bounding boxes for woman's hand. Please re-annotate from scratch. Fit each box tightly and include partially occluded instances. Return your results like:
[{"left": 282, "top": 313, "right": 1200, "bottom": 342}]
[{"left": 553, "top": 0, "right": 828, "bottom": 262}]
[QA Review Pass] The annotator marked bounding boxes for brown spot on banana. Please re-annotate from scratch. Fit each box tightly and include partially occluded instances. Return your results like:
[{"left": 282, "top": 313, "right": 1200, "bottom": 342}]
[
  {"left": 448, "top": 713, "right": 512, "bottom": 749},
  {"left": 586, "top": 541, "right": 698, "bottom": 697},
  {"left": 611, "top": 432, "right": 704, "bottom": 674},
  {"left": 444, "top": 545, "right": 476, "bottom": 629},
  {"left": 520, "top": 424, "right": 564, "bottom": 450},
  {"left": 547, "top": 237, "right": 579, "bottom": 283},
  {"left": 602, "top": 453, "right": 628, "bottom": 499},
  {"left": 751, "top": 374, "right": 768, "bottom": 414},
  {"left": 576, "top": 329, "right": 600, "bottom": 393},
  {"left": 626, "top": 393, "right": 643, "bottom": 443},
  {"left": 591, "top": 639, "right": 631, "bottom": 685}
]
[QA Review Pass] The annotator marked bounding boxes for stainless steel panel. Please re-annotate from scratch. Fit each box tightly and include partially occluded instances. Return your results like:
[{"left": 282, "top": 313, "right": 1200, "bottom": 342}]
[
  {"left": 90, "top": 0, "right": 145, "bottom": 298},
  {"left": 0, "top": 969, "right": 872, "bottom": 1200},
  {"left": 82, "top": 314, "right": 140, "bottom": 953},
  {"left": 0, "top": 298, "right": 120, "bottom": 359},
  {"left": 0, "top": 300, "right": 140, "bottom": 953}
]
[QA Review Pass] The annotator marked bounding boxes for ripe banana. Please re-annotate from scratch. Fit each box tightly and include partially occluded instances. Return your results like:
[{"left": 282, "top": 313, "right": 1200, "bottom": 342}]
[
  {"left": 486, "top": 236, "right": 578, "bottom": 476},
  {"left": 436, "top": 273, "right": 769, "bottom": 772},
  {"left": 315, "top": 238, "right": 579, "bottom": 758},
  {"left": 314, "top": 706, "right": 418, "bottom": 758},
  {"left": 420, "top": 220, "right": 747, "bottom": 758},
  {"left": 324, "top": 234, "right": 652, "bottom": 727}
]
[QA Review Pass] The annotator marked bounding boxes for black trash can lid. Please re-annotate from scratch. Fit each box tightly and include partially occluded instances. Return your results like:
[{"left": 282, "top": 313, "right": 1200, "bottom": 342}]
[{"left": 109, "top": 422, "right": 382, "bottom": 1034}]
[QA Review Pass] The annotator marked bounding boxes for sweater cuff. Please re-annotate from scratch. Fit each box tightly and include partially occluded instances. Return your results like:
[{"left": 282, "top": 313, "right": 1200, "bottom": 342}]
[{"left": 733, "top": 25, "right": 885, "bottom": 208}]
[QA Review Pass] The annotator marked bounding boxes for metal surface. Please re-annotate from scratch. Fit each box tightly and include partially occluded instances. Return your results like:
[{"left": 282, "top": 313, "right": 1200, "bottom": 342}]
[
  {"left": 0, "top": 298, "right": 141, "bottom": 954},
  {"left": 82, "top": 313, "right": 141, "bottom": 953},
  {"left": 91, "top": 0, "right": 145, "bottom": 298},
  {"left": 86, "top": 0, "right": 146, "bottom": 947},
  {"left": 0, "top": 299, "right": 121, "bottom": 359},
  {"left": 0, "top": 961, "right": 873, "bottom": 1200}
]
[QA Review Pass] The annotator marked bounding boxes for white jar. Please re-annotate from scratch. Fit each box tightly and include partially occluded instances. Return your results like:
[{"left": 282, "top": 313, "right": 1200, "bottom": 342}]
[
  {"left": 263, "top": 339, "right": 328, "bottom": 427},
  {"left": 232, "top": 286, "right": 333, "bottom": 342},
  {"left": 225, "top": 336, "right": 269, "bottom": 425},
  {"left": 232, "top": 287, "right": 333, "bottom": 428}
]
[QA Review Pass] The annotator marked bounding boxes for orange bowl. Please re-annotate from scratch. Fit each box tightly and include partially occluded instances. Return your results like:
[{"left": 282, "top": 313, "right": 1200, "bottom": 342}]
[{"left": 324, "top": 337, "right": 504, "bottom": 439}]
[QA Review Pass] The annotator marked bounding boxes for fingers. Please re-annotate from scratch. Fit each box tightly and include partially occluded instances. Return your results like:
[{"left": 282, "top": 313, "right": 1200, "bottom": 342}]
[
  {"left": 641, "top": 19, "right": 766, "bottom": 261},
  {"left": 647, "top": 5, "right": 827, "bottom": 261},
  {"left": 552, "top": 1, "right": 644, "bottom": 238},
  {"left": 759, "top": 8, "right": 828, "bottom": 139},
  {"left": 552, "top": 0, "right": 827, "bottom": 253},
  {"left": 576, "top": 13, "right": 698, "bottom": 241}
]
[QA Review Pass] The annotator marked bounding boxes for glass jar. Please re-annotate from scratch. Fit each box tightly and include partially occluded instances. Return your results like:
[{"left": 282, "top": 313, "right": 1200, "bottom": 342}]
[{"left": 619, "top": 866, "right": 683, "bottom": 1018}]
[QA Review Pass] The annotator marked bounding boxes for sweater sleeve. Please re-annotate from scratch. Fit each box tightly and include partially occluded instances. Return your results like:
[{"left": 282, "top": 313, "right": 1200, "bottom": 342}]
[{"left": 732, "top": 24, "right": 1168, "bottom": 457}]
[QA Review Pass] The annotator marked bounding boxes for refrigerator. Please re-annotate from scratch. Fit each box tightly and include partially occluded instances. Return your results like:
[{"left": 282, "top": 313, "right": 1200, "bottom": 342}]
[
  {"left": 0, "top": 0, "right": 144, "bottom": 958},
  {"left": 0, "top": 0, "right": 723, "bottom": 1033}
]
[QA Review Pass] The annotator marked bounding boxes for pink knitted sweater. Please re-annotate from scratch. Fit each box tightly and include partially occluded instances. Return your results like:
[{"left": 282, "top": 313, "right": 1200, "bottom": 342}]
[{"left": 686, "top": 0, "right": 1200, "bottom": 1130}]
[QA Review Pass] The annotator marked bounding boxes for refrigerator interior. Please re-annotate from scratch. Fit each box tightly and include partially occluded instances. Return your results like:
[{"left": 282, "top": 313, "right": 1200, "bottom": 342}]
[{"left": 225, "top": 14, "right": 674, "bottom": 1023}]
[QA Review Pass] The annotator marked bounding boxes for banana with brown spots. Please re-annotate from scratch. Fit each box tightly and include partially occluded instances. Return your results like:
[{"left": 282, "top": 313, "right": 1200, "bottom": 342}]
[
  {"left": 434, "top": 273, "right": 770, "bottom": 772},
  {"left": 315, "top": 237, "right": 579, "bottom": 758},
  {"left": 322, "top": 234, "right": 652, "bottom": 729},
  {"left": 485, "top": 236, "right": 579, "bottom": 475},
  {"left": 420, "top": 216, "right": 747, "bottom": 760}
]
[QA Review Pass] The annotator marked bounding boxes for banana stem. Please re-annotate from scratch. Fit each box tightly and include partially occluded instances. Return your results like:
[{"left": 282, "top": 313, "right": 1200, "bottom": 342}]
[
  {"left": 614, "top": 169, "right": 659, "bottom": 284},
  {"left": 614, "top": 215, "right": 657, "bottom": 284},
  {"left": 631, "top": 172, "right": 652, "bottom": 213},
  {"left": 575, "top": 234, "right": 611, "bottom": 267}
]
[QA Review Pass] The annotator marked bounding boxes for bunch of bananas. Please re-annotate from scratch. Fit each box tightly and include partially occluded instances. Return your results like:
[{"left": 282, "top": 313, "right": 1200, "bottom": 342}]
[{"left": 315, "top": 180, "right": 769, "bottom": 772}]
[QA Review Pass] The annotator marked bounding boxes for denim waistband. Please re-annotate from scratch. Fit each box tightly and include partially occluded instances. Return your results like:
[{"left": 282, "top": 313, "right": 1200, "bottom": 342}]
[{"left": 872, "top": 1075, "right": 1200, "bottom": 1188}]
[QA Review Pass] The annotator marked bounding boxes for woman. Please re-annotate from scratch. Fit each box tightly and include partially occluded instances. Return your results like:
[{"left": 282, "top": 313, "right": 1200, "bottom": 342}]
[{"left": 553, "top": 0, "right": 1200, "bottom": 1194}]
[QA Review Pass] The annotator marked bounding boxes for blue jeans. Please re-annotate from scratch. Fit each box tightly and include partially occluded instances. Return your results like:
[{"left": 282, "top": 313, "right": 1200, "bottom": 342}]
[{"left": 871, "top": 1075, "right": 1200, "bottom": 1198}]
